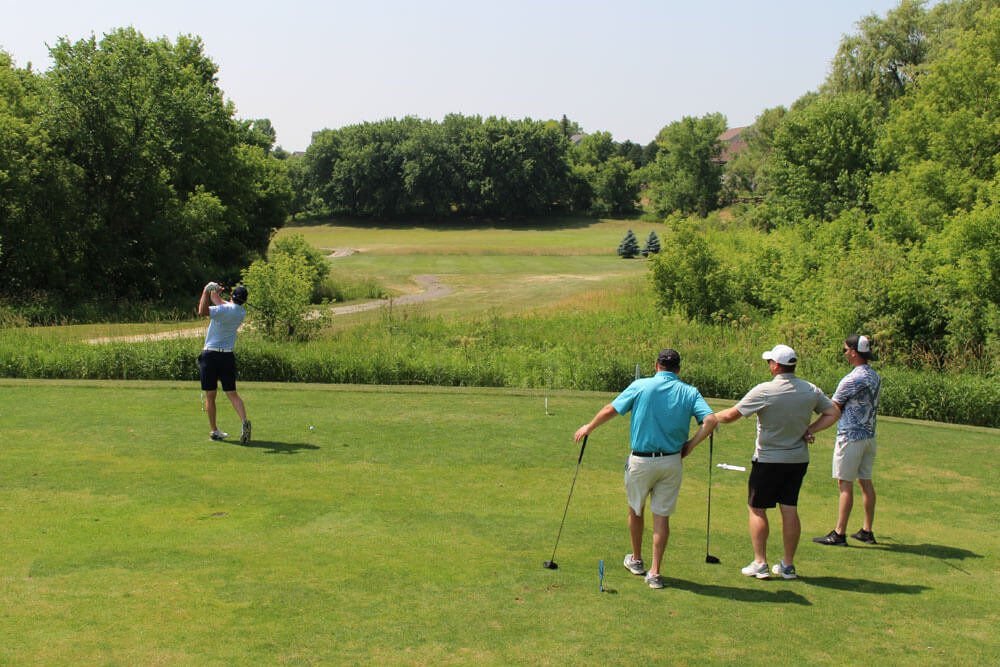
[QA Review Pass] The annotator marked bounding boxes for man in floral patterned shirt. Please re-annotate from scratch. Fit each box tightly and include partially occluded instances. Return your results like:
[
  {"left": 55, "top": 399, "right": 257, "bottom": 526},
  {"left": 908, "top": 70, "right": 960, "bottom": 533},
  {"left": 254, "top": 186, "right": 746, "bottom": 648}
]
[{"left": 813, "top": 335, "right": 882, "bottom": 546}]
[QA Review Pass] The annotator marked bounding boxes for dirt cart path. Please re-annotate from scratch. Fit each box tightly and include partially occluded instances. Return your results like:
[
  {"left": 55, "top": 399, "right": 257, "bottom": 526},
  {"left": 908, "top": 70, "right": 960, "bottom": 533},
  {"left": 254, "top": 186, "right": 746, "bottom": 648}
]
[{"left": 86, "top": 274, "right": 454, "bottom": 344}]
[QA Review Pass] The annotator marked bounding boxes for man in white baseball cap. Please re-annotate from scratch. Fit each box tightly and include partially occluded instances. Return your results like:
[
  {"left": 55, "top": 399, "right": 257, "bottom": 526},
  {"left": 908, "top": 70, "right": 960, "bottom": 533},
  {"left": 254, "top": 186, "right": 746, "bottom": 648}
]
[
  {"left": 813, "top": 335, "right": 881, "bottom": 546},
  {"left": 713, "top": 344, "right": 840, "bottom": 579}
]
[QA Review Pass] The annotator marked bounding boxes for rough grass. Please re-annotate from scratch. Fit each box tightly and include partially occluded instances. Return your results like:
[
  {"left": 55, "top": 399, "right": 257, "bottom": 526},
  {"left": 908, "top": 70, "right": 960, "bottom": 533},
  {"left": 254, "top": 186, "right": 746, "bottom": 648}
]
[{"left": 2, "top": 380, "right": 998, "bottom": 664}]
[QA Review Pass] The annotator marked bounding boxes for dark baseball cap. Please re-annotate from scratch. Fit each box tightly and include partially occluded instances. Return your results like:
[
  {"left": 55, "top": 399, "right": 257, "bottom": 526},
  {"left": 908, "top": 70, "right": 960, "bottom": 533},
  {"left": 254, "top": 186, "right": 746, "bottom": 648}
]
[
  {"left": 657, "top": 348, "right": 681, "bottom": 368},
  {"left": 231, "top": 285, "right": 248, "bottom": 304}
]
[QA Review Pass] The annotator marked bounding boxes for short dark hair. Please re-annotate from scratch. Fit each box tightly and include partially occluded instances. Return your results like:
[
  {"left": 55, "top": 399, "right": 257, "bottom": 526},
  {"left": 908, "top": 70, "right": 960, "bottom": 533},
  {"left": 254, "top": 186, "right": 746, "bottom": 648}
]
[
  {"left": 775, "top": 362, "right": 796, "bottom": 373},
  {"left": 657, "top": 348, "right": 681, "bottom": 371}
]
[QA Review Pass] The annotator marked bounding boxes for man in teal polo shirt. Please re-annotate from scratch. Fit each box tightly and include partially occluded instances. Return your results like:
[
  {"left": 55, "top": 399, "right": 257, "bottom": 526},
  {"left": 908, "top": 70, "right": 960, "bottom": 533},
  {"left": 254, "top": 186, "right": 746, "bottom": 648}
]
[{"left": 574, "top": 349, "right": 717, "bottom": 589}]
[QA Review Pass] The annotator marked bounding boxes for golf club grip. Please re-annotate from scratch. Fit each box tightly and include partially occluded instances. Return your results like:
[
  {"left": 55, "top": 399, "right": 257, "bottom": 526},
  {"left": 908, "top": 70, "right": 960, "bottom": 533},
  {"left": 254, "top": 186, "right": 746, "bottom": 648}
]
[{"left": 578, "top": 434, "right": 588, "bottom": 463}]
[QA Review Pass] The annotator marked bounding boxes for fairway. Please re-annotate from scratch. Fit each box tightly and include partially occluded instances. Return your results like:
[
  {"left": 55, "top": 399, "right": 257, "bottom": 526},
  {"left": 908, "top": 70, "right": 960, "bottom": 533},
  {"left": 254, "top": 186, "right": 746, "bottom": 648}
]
[
  {"left": 279, "top": 218, "right": 652, "bottom": 319},
  {"left": 2, "top": 380, "right": 997, "bottom": 664}
]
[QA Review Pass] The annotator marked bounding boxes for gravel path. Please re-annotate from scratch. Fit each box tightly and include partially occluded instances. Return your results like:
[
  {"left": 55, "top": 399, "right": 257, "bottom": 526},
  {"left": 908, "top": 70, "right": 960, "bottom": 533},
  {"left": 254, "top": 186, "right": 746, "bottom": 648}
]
[{"left": 86, "top": 274, "right": 454, "bottom": 344}]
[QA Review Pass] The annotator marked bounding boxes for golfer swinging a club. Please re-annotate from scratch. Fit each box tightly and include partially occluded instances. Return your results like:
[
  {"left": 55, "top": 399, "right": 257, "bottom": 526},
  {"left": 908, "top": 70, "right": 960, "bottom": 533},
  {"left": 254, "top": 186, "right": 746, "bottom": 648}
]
[
  {"left": 198, "top": 282, "right": 251, "bottom": 444},
  {"left": 575, "top": 349, "right": 717, "bottom": 589}
]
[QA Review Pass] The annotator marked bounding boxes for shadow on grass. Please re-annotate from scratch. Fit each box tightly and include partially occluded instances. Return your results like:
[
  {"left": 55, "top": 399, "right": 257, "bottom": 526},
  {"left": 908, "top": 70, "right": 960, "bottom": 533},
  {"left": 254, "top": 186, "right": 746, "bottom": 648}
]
[
  {"left": 284, "top": 214, "right": 637, "bottom": 233},
  {"left": 236, "top": 440, "right": 320, "bottom": 455},
  {"left": 876, "top": 542, "right": 982, "bottom": 560},
  {"left": 799, "top": 576, "right": 929, "bottom": 594},
  {"left": 874, "top": 542, "right": 983, "bottom": 575},
  {"left": 658, "top": 577, "right": 812, "bottom": 605}
]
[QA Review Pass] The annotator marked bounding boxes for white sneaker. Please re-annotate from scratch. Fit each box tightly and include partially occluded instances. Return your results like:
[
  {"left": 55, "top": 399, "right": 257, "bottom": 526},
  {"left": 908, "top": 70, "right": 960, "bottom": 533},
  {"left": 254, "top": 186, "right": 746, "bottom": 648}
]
[
  {"left": 741, "top": 560, "right": 770, "bottom": 579},
  {"left": 623, "top": 554, "right": 646, "bottom": 575},
  {"left": 645, "top": 572, "right": 664, "bottom": 589},
  {"left": 772, "top": 561, "right": 797, "bottom": 579},
  {"left": 209, "top": 430, "right": 228, "bottom": 441}
]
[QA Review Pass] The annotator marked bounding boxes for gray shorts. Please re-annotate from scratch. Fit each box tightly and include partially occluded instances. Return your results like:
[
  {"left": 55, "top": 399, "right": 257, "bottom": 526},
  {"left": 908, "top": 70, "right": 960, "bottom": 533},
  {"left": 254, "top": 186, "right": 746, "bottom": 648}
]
[{"left": 832, "top": 435, "right": 877, "bottom": 481}]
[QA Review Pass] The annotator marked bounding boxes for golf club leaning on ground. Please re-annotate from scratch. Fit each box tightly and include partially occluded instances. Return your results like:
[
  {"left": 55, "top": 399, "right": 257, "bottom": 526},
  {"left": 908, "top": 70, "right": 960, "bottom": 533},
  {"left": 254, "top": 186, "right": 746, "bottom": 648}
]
[
  {"left": 705, "top": 432, "right": 720, "bottom": 564},
  {"left": 543, "top": 435, "right": 588, "bottom": 570}
]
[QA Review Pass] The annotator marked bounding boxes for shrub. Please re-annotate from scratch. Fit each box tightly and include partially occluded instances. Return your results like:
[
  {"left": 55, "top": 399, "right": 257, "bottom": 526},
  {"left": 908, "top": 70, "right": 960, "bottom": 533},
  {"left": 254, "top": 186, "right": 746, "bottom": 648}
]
[{"left": 241, "top": 255, "right": 323, "bottom": 341}]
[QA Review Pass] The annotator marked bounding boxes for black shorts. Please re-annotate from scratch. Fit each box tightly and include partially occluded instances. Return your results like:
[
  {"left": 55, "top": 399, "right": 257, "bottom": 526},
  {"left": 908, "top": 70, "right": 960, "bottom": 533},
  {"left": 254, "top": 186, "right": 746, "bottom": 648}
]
[
  {"left": 199, "top": 351, "right": 237, "bottom": 392},
  {"left": 747, "top": 461, "right": 809, "bottom": 508}
]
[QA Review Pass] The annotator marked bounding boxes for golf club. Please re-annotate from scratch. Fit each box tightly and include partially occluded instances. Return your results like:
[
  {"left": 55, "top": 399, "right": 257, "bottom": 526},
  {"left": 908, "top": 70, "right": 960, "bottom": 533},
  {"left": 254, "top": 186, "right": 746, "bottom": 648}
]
[
  {"left": 705, "top": 432, "right": 720, "bottom": 564},
  {"left": 543, "top": 434, "right": 588, "bottom": 570}
]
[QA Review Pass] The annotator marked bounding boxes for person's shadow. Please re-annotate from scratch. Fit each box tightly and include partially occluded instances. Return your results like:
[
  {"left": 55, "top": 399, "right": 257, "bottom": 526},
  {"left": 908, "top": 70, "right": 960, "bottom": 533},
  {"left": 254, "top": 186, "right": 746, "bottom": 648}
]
[
  {"left": 236, "top": 440, "right": 320, "bottom": 455},
  {"left": 873, "top": 542, "right": 983, "bottom": 574},
  {"left": 798, "top": 576, "right": 929, "bottom": 594},
  {"left": 657, "top": 577, "right": 813, "bottom": 605}
]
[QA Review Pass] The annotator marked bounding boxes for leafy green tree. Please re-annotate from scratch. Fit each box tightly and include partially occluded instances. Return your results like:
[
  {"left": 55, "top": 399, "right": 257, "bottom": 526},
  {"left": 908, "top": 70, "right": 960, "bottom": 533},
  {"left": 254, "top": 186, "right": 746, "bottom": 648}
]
[
  {"left": 24, "top": 28, "right": 292, "bottom": 300},
  {"left": 591, "top": 157, "right": 639, "bottom": 215},
  {"left": 641, "top": 230, "right": 661, "bottom": 256},
  {"left": 640, "top": 141, "right": 660, "bottom": 168},
  {"left": 826, "top": 0, "right": 932, "bottom": 108},
  {"left": 615, "top": 140, "right": 644, "bottom": 166},
  {"left": 454, "top": 116, "right": 570, "bottom": 217},
  {"left": 248, "top": 118, "right": 277, "bottom": 151},
  {"left": 646, "top": 113, "right": 727, "bottom": 217},
  {"left": 571, "top": 131, "right": 615, "bottom": 166},
  {"left": 764, "top": 93, "right": 881, "bottom": 222},
  {"left": 0, "top": 51, "right": 83, "bottom": 297},
  {"left": 873, "top": 5, "right": 1000, "bottom": 242},
  {"left": 284, "top": 153, "right": 311, "bottom": 220},
  {"left": 617, "top": 228, "right": 640, "bottom": 258}
]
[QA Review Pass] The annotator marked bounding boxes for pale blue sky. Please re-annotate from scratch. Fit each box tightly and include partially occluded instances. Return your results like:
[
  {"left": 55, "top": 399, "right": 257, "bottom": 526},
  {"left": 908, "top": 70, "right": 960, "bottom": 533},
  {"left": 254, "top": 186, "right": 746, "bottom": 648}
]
[{"left": 5, "top": 0, "right": 905, "bottom": 151}]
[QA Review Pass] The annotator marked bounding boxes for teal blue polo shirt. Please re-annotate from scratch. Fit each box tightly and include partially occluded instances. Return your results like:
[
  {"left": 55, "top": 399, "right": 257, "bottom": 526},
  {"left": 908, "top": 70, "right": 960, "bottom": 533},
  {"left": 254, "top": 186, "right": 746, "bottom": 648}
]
[{"left": 612, "top": 371, "right": 713, "bottom": 454}]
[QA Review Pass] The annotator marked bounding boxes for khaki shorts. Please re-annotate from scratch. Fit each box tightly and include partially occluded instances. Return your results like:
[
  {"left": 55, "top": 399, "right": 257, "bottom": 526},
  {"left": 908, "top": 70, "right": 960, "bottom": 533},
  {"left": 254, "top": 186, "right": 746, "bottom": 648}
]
[
  {"left": 624, "top": 453, "right": 683, "bottom": 517},
  {"left": 832, "top": 435, "right": 877, "bottom": 481}
]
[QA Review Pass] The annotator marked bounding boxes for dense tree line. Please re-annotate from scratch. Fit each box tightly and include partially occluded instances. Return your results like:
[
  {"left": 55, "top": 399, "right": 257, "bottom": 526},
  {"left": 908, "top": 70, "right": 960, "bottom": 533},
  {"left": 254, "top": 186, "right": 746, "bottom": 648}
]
[
  {"left": 651, "top": 0, "right": 1000, "bottom": 367},
  {"left": 0, "top": 28, "right": 291, "bottom": 305},
  {"left": 297, "top": 115, "right": 647, "bottom": 219}
]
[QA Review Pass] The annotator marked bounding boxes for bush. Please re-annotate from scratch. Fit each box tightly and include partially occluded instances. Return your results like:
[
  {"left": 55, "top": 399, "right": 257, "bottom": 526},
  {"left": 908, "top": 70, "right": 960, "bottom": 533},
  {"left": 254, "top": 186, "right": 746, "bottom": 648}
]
[
  {"left": 270, "top": 234, "right": 330, "bottom": 301},
  {"left": 241, "top": 255, "right": 324, "bottom": 341}
]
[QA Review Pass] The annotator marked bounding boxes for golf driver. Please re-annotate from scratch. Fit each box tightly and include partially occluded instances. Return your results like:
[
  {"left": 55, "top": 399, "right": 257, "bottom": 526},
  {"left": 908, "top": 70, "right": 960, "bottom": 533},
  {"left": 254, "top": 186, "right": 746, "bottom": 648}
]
[
  {"left": 543, "top": 434, "right": 588, "bottom": 570},
  {"left": 705, "top": 432, "right": 720, "bottom": 564}
]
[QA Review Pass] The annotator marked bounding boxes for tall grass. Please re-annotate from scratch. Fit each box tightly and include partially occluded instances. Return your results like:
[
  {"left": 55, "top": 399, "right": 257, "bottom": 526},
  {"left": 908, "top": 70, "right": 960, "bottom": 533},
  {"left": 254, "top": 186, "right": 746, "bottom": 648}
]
[{"left": 5, "top": 286, "right": 997, "bottom": 426}]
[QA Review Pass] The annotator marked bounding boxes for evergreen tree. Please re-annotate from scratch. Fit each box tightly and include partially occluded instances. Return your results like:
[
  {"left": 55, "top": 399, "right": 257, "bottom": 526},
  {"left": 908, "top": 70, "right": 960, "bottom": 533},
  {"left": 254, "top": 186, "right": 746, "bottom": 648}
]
[
  {"left": 617, "top": 228, "right": 640, "bottom": 258},
  {"left": 641, "top": 230, "right": 661, "bottom": 257}
]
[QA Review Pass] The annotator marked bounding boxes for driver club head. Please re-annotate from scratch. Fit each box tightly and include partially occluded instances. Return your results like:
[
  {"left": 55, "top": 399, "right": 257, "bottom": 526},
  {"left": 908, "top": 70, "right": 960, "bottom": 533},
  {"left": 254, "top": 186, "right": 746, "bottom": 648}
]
[
  {"left": 543, "top": 560, "right": 558, "bottom": 570},
  {"left": 706, "top": 555, "right": 721, "bottom": 564}
]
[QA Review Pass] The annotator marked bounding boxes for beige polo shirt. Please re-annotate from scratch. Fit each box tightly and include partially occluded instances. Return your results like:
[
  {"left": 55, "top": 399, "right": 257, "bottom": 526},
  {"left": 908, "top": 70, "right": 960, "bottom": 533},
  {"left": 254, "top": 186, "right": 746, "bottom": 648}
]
[{"left": 735, "top": 373, "right": 834, "bottom": 463}]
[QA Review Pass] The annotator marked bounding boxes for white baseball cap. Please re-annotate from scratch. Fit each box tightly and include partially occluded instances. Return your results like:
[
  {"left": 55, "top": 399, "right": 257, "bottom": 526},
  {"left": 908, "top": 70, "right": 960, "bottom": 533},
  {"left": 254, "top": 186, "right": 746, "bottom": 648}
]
[
  {"left": 845, "top": 334, "right": 873, "bottom": 359},
  {"left": 762, "top": 344, "right": 797, "bottom": 366}
]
